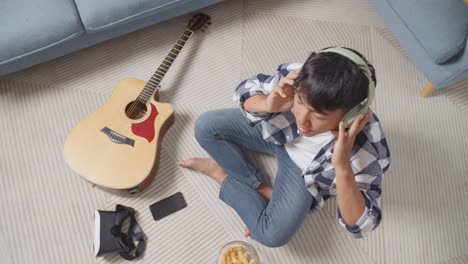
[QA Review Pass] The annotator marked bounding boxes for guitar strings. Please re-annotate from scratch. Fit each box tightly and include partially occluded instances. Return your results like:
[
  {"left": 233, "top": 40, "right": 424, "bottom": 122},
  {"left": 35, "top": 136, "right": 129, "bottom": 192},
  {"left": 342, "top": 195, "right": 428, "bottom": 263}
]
[
  {"left": 126, "top": 30, "right": 193, "bottom": 119},
  {"left": 126, "top": 31, "right": 192, "bottom": 117}
]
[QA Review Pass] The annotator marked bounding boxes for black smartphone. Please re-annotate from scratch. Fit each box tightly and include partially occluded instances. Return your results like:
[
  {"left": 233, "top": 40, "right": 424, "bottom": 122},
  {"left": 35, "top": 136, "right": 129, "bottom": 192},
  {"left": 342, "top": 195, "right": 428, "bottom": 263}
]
[{"left": 149, "top": 192, "right": 187, "bottom": 221}]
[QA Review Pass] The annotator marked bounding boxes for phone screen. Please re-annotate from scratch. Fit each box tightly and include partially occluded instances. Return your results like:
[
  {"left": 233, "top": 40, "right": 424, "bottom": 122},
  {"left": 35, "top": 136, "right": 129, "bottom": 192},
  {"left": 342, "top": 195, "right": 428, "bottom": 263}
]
[{"left": 149, "top": 192, "right": 187, "bottom": 221}]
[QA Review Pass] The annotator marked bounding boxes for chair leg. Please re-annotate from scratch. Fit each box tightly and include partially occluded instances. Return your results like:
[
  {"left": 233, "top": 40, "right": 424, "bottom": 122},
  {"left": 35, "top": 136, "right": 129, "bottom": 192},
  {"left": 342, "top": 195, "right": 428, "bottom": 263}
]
[{"left": 420, "top": 82, "right": 435, "bottom": 97}]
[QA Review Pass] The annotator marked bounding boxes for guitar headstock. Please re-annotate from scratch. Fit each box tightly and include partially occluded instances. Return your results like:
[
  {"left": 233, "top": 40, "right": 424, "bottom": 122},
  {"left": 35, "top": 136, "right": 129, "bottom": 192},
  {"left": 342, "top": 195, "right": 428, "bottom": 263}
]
[{"left": 187, "top": 13, "right": 211, "bottom": 32}]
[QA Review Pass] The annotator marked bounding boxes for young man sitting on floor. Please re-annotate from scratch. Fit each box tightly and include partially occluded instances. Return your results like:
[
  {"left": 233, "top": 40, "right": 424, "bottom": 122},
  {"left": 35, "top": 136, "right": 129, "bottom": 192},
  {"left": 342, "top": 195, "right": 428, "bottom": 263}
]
[{"left": 178, "top": 47, "right": 391, "bottom": 247}]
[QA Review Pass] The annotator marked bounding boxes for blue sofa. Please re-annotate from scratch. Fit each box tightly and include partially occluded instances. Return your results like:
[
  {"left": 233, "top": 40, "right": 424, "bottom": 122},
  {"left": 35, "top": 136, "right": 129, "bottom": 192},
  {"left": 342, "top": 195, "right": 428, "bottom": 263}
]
[
  {"left": 370, "top": 0, "right": 468, "bottom": 96},
  {"left": 0, "top": 0, "right": 223, "bottom": 76}
]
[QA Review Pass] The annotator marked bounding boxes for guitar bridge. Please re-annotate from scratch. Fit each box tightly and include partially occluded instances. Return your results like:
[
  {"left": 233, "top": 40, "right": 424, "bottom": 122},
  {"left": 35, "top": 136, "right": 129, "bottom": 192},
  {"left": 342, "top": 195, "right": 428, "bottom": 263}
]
[{"left": 101, "top": 127, "right": 135, "bottom": 147}]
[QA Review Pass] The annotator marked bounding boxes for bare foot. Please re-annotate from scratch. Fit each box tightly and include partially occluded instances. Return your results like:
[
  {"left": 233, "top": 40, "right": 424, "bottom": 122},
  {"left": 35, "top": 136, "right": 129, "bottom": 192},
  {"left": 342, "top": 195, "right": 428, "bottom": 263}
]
[
  {"left": 177, "top": 158, "right": 227, "bottom": 185},
  {"left": 256, "top": 183, "right": 272, "bottom": 202},
  {"left": 245, "top": 227, "right": 251, "bottom": 238},
  {"left": 179, "top": 158, "right": 273, "bottom": 239}
]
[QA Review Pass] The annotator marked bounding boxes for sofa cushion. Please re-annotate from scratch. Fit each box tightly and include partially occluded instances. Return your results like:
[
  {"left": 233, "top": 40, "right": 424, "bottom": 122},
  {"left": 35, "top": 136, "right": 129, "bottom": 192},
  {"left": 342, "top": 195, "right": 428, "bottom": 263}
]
[
  {"left": 0, "top": 0, "right": 84, "bottom": 64},
  {"left": 385, "top": 0, "right": 468, "bottom": 64},
  {"left": 73, "top": 0, "right": 190, "bottom": 33}
]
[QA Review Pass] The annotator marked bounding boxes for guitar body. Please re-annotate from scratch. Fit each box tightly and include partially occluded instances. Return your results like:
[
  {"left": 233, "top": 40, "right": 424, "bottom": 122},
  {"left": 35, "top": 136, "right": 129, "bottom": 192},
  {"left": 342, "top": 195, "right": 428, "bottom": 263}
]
[
  {"left": 64, "top": 78, "right": 174, "bottom": 195},
  {"left": 64, "top": 13, "right": 210, "bottom": 195}
]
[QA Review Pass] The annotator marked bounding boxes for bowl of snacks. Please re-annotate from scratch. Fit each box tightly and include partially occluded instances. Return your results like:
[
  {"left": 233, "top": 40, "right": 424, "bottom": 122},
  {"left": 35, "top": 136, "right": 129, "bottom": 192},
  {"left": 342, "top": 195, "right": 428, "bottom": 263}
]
[{"left": 218, "top": 240, "right": 260, "bottom": 264}]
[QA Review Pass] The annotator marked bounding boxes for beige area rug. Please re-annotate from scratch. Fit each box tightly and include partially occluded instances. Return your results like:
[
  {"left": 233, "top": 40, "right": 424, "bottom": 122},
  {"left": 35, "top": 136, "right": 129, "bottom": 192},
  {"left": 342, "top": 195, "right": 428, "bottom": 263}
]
[{"left": 1, "top": 0, "right": 467, "bottom": 263}]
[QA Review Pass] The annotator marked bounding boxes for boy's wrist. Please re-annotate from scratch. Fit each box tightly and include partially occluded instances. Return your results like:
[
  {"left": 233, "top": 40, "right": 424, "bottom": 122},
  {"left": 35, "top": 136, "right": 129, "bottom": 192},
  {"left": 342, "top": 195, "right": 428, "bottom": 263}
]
[
  {"left": 244, "top": 94, "right": 269, "bottom": 113},
  {"left": 334, "top": 162, "right": 353, "bottom": 178}
]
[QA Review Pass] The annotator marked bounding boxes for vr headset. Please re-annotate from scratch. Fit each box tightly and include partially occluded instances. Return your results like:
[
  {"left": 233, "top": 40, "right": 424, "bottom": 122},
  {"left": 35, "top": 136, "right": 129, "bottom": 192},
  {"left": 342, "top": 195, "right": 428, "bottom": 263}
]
[{"left": 94, "top": 204, "right": 146, "bottom": 260}]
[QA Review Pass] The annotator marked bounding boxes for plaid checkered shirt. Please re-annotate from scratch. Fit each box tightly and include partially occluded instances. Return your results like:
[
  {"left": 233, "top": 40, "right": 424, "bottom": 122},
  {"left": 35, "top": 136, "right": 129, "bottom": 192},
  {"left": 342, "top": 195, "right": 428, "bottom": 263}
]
[{"left": 233, "top": 63, "right": 391, "bottom": 238}]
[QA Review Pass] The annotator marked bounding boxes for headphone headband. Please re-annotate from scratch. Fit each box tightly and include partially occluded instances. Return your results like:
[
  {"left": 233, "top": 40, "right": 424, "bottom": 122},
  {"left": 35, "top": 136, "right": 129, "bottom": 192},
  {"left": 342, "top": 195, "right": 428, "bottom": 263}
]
[{"left": 319, "top": 47, "right": 375, "bottom": 127}]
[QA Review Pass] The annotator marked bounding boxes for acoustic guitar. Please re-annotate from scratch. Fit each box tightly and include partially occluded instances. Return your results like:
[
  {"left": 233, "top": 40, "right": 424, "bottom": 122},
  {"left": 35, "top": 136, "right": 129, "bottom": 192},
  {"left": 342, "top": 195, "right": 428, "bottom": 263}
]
[{"left": 64, "top": 13, "right": 211, "bottom": 195}]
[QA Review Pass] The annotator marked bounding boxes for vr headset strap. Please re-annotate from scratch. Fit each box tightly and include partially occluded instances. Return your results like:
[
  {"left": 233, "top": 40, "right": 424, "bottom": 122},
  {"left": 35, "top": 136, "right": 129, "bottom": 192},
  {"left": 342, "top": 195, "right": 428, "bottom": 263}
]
[{"left": 113, "top": 204, "right": 146, "bottom": 260}]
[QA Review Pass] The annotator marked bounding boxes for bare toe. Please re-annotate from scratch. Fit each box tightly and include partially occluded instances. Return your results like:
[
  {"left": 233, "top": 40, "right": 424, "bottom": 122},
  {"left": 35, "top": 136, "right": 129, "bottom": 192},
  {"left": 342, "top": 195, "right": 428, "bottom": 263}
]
[{"left": 177, "top": 159, "right": 193, "bottom": 169}]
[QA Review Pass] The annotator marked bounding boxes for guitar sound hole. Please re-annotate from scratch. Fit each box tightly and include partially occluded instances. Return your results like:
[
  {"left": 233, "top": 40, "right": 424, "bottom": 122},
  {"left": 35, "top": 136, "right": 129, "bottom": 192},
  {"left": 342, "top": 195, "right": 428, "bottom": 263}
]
[{"left": 125, "top": 100, "right": 147, "bottom": 120}]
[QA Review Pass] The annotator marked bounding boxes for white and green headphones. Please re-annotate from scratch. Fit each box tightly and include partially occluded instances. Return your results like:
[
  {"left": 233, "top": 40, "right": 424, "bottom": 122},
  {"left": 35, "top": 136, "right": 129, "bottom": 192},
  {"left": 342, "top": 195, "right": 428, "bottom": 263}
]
[{"left": 319, "top": 47, "right": 375, "bottom": 128}]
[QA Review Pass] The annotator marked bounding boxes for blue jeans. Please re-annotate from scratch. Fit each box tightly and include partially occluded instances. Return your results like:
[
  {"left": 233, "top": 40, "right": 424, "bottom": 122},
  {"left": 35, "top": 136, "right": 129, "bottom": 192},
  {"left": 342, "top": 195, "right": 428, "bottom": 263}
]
[{"left": 194, "top": 108, "right": 314, "bottom": 247}]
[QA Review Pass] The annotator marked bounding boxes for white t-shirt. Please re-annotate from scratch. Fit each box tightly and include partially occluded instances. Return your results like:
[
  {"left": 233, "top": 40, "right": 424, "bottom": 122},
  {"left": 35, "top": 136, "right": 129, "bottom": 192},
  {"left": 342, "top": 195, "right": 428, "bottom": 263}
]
[{"left": 285, "top": 131, "right": 335, "bottom": 172}]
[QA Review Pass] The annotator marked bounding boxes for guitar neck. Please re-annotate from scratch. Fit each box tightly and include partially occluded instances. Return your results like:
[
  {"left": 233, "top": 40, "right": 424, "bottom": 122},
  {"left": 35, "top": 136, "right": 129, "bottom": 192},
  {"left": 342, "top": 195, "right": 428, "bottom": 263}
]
[{"left": 138, "top": 29, "right": 194, "bottom": 103}]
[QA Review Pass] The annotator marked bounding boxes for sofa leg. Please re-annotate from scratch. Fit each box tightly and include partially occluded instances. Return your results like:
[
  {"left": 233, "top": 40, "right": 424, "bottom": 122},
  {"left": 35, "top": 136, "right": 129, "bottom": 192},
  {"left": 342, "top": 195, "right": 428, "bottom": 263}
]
[{"left": 420, "top": 82, "right": 435, "bottom": 97}]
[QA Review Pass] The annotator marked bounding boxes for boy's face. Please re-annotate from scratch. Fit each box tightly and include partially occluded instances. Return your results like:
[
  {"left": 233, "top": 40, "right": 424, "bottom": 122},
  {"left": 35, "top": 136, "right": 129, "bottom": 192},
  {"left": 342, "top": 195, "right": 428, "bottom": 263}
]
[{"left": 293, "top": 92, "right": 346, "bottom": 137}]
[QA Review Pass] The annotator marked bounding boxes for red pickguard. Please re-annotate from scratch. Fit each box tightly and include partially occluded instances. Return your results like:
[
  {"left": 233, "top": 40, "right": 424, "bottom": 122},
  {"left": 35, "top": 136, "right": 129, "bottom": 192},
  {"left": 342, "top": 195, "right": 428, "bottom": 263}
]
[{"left": 131, "top": 103, "right": 158, "bottom": 142}]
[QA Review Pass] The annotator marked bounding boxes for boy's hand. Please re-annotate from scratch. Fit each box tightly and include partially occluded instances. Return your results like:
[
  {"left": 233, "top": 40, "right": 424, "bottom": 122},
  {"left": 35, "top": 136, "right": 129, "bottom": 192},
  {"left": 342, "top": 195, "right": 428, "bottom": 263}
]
[
  {"left": 265, "top": 72, "right": 299, "bottom": 112},
  {"left": 331, "top": 111, "right": 372, "bottom": 171}
]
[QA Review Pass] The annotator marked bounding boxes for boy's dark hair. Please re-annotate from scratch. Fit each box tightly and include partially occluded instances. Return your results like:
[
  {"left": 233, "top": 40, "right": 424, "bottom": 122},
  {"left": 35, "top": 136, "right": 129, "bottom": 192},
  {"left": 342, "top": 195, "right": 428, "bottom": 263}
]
[{"left": 294, "top": 47, "right": 376, "bottom": 114}]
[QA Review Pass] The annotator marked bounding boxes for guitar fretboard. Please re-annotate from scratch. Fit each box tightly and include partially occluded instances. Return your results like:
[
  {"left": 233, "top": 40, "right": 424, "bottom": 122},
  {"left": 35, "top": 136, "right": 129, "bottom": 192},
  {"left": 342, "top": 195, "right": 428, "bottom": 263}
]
[{"left": 138, "top": 29, "right": 194, "bottom": 103}]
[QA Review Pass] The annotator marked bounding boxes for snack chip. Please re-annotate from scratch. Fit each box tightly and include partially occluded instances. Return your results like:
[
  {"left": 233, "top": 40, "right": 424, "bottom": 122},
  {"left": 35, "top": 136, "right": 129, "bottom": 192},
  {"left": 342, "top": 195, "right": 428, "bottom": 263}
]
[{"left": 221, "top": 245, "right": 256, "bottom": 264}]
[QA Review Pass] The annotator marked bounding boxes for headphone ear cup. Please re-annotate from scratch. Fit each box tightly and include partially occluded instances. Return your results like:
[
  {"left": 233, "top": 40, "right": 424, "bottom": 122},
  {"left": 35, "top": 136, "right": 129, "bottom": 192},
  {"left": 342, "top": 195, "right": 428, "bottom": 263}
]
[{"left": 342, "top": 104, "right": 367, "bottom": 128}]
